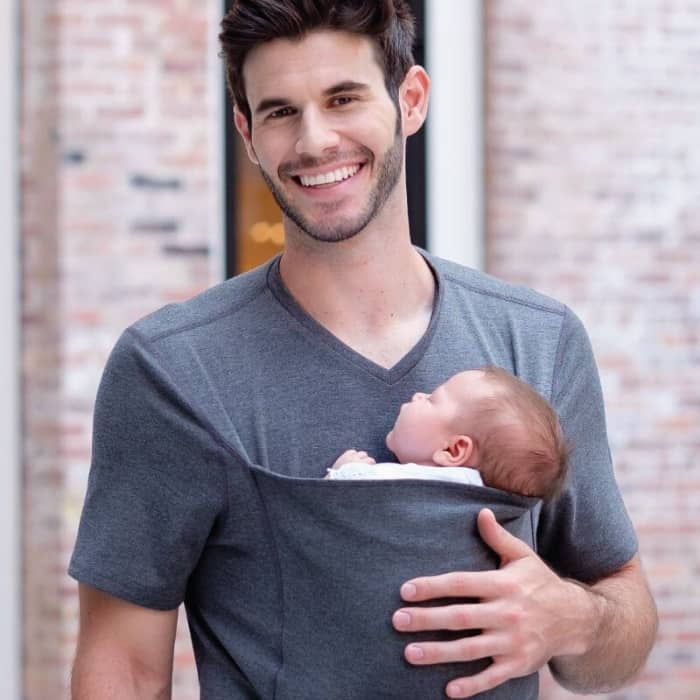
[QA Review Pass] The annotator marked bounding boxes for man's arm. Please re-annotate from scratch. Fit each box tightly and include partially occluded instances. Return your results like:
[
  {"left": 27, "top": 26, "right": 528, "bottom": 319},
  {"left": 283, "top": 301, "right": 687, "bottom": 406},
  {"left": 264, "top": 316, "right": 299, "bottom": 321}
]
[
  {"left": 72, "top": 584, "right": 178, "bottom": 700},
  {"left": 548, "top": 552, "right": 657, "bottom": 693},
  {"left": 392, "top": 508, "right": 657, "bottom": 699}
]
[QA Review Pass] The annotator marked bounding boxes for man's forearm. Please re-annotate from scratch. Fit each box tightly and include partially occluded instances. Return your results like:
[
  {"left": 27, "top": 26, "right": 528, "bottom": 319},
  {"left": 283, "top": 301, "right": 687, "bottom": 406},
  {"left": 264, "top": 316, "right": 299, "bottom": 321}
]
[{"left": 549, "top": 554, "right": 657, "bottom": 693}]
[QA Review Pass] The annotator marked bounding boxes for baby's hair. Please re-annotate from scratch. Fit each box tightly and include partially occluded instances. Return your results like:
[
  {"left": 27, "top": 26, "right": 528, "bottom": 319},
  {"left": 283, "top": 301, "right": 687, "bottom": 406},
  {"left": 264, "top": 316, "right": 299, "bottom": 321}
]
[{"left": 472, "top": 367, "right": 570, "bottom": 500}]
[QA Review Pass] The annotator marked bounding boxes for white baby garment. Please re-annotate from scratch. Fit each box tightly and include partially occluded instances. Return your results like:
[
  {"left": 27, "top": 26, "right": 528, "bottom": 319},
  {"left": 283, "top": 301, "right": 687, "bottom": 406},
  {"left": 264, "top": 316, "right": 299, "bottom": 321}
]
[{"left": 326, "top": 462, "right": 484, "bottom": 486}]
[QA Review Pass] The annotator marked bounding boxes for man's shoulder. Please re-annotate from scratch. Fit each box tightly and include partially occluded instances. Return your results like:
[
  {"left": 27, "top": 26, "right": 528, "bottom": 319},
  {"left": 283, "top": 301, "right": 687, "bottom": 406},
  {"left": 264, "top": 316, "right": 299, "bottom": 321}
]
[
  {"left": 429, "top": 253, "right": 568, "bottom": 318},
  {"left": 129, "top": 259, "right": 274, "bottom": 344}
]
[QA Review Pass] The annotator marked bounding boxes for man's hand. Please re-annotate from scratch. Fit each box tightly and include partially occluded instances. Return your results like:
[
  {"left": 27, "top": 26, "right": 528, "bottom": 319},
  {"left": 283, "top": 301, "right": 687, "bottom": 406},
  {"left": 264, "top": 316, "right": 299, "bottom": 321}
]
[{"left": 392, "top": 508, "right": 598, "bottom": 699}]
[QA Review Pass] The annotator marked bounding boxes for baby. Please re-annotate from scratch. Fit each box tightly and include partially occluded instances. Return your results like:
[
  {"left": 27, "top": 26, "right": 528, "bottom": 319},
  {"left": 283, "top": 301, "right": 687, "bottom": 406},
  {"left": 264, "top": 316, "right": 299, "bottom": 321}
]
[{"left": 327, "top": 367, "right": 569, "bottom": 500}]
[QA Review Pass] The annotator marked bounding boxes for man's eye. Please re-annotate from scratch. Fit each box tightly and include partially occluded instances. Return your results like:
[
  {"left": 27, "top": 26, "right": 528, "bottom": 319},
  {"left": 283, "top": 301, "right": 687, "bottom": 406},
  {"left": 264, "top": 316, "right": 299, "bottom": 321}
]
[
  {"left": 332, "top": 96, "right": 355, "bottom": 107},
  {"left": 268, "top": 107, "right": 294, "bottom": 119}
]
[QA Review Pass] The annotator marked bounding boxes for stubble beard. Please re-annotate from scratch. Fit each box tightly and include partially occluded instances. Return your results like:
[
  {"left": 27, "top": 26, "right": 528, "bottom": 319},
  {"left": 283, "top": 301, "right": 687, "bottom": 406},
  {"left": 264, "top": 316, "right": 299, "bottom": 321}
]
[{"left": 258, "top": 129, "right": 404, "bottom": 244}]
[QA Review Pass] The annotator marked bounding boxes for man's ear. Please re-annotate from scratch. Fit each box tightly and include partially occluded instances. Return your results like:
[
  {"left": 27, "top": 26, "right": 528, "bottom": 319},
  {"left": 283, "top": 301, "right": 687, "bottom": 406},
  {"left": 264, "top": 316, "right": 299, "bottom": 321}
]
[
  {"left": 399, "top": 65, "right": 430, "bottom": 138},
  {"left": 432, "top": 435, "right": 474, "bottom": 467},
  {"left": 233, "top": 105, "right": 259, "bottom": 165}
]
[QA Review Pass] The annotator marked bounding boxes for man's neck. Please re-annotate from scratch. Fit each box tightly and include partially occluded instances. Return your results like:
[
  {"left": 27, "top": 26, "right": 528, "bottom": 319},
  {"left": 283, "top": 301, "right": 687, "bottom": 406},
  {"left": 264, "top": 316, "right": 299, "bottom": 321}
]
[{"left": 278, "top": 213, "right": 435, "bottom": 368}]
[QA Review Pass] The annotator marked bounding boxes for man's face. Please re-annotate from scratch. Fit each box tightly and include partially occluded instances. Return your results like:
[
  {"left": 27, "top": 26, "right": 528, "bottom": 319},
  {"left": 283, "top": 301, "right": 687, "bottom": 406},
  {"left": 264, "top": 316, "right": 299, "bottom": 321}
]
[
  {"left": 386, "top": 371, "right": 491, "bottom": 464},
  {"left": 237, "top": 31, "right": 406, "bottom": 243}
]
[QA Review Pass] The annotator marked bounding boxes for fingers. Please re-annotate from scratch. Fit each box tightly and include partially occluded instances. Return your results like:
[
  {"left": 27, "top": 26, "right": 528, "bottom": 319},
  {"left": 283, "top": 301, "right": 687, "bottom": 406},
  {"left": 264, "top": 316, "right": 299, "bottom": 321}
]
[
  {"left": 400, "top": 570, "right": 507, "bottom": 602},
  {"left": 345, "top": 449, "right": 375, "bottom": 463},
  {"left": 400, "top": 631, "right": 523, "bottom": 699},
  {"left": 392, "top": 511, "right": 544, "bottom": 697},
  {"left": 477, "top": 508, "right": 533, "bottom": 563},
  {"left": 399, "top": 512, "right": 535, "bottom": 603},
  {"left": 402, "top": 633, "right": 509, "bottom": 666},
  {"left": 331, "top": 449, "right": 376, "bottom": 468},
  {"left": 444, "top": 661, "right": 519, "bottom": 699},
  {"left": 393, "top": 602, "right": 501, "bottom": 633}
]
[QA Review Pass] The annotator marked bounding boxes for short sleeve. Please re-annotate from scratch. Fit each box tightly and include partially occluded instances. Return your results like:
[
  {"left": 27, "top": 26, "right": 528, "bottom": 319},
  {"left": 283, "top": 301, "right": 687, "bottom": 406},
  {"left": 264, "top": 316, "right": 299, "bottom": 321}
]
[
  {"left": 537, "top": 309, "right": 638, "bottom": 581},
  {"left": 68, "top": 328, "right": 229, "bottom": 610}
]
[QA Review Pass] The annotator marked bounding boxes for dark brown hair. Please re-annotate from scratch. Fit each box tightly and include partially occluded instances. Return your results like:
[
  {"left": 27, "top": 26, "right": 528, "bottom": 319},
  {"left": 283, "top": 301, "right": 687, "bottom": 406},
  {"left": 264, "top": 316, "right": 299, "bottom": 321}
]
[
  {"left": 473, "top": 368, "right": 571, "bottom": 500},
  {"left": 219, "top": 0, "right": 416, "bottom": 127}
]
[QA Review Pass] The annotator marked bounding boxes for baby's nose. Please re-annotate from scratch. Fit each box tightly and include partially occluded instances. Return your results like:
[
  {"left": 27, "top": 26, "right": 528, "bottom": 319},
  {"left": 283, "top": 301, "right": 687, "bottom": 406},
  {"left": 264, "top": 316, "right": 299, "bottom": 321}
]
[{"left": 412, "top": 392, "right": 428, "bottom": 402}]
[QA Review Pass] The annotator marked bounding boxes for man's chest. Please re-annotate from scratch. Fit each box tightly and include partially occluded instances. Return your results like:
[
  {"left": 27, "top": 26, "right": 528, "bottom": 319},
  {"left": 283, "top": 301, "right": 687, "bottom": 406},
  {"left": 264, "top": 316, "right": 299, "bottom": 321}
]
[
  {"left": 229, "top": 369, "right": 412, "bottom": 477},
  {"left": 213, "top": 345, "right": 471, "bottom": 478},
  {"left": 181, "top": 280, "right": 558, "bottom": 479}
]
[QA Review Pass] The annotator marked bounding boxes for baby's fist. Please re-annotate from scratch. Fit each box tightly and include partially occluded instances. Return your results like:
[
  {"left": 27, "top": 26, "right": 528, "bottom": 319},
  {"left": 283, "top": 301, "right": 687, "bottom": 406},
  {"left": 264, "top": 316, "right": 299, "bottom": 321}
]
[{"left": 331, "top": 449, "right": 377, "bottom": 469}]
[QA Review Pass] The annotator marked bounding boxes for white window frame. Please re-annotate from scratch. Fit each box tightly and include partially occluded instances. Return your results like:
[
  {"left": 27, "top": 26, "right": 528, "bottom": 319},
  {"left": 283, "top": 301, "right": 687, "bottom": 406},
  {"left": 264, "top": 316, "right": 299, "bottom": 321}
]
[
  {"left": 0, "top": 0, "right": 21, "bottom": 697},
  {"left": 426, "top": 0, "right": 484, "bottom": 269}
]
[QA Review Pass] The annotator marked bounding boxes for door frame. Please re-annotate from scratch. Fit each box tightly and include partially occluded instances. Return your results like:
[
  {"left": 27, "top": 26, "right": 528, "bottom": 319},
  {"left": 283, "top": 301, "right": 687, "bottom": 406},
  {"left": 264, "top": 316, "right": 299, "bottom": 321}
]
[{"left": 426, "top": 0, "right": 484, "bottom": 269}]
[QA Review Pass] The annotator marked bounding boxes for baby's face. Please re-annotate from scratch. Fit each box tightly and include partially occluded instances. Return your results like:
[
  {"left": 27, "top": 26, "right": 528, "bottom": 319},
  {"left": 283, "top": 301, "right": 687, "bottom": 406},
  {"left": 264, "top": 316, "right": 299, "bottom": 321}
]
[{"left": 386, "top": 370, "right": 491, "bottom": 464}]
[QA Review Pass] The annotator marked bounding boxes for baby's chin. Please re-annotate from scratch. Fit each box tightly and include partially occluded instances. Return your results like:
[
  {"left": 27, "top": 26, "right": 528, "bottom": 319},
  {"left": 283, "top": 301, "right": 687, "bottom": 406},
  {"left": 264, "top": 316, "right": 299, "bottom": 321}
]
[
  {"left": 385, "top": 432, "right": 410, "bottom": 463},
  {"left": 384, "top": 429, "right": 395, "bottom": 453},
  {"left": 385, "top": 429, "right": 404, "bottom": 460}
]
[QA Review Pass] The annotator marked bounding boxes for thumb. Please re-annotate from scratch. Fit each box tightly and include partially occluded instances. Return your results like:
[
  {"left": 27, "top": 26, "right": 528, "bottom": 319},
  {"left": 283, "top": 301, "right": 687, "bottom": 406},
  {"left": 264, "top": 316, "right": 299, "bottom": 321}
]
[{"left": 477, "top": 508, "right": 533, "bottom": 564}]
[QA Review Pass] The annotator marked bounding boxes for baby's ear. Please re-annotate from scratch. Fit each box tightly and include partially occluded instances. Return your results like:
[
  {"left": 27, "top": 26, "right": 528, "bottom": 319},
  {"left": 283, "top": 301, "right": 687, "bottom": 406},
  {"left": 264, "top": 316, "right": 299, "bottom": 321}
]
[{"left": 432, "top": 436, "right": 474, "bottom": 467}]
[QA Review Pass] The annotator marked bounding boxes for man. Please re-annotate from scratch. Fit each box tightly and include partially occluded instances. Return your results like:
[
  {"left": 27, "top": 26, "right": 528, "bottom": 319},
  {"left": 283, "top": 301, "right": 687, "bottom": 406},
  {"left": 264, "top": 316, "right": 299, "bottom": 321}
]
[{"left": 70, "top": 1, "right": 657, "bottom": 698}]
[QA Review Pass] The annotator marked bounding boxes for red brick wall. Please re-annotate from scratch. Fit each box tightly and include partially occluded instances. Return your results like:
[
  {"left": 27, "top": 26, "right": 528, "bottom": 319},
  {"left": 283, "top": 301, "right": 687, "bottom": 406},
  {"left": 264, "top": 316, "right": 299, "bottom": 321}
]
[
  {"left": 22, "top": 2, "right": 63, "bottom": 693},
  {"left": 22, "top": 1, "right": 698, "bottom": 698},
  {"left": 486, "top": 2, "right": 699, "bottom": 698},
  {"left": 21, "top": 1, "right": 218, "bottom": 696}
]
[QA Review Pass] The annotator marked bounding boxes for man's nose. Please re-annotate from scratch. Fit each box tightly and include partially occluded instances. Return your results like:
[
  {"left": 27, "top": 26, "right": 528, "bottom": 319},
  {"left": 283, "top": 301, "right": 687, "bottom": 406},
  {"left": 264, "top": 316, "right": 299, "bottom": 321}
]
[{"left": 295, "top": 108, "right": 340, "bottom": 157}]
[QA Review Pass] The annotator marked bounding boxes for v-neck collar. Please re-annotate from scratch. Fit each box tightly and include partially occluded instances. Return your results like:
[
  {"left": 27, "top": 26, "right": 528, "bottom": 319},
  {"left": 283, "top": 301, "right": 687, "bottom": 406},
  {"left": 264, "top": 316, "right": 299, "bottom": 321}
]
[{"left": 266, "top": 248, "right": 443, "bottom": 385}]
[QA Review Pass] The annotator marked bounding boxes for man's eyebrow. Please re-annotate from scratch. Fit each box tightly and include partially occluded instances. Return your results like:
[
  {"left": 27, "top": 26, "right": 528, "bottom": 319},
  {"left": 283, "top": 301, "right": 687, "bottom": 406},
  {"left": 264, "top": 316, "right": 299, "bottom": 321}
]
[{"left": 322, "top": 81, "right": 371, "bottom": 97}]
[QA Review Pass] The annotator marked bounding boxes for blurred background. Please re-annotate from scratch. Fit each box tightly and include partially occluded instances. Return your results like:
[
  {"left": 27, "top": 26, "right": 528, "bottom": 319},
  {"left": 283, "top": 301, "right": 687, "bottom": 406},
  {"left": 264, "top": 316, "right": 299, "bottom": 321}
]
[{"left": 2, "top": 0, "right": 698, "bottom": 698}]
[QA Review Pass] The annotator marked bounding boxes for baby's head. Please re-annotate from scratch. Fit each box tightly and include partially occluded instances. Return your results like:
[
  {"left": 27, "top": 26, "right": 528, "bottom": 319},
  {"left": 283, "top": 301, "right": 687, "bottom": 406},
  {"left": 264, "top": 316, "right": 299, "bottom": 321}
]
[{"left": 385, "top": 368, "right": 569, "bottom": 499}]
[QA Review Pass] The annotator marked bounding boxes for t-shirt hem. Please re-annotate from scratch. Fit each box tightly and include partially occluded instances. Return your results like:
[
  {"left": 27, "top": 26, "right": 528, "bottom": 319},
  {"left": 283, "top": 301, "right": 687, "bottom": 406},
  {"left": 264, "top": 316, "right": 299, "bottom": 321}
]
[
  {"left": 564, "top": 541, "right": 639, "bottom": 584},
  {"left": 68, "top": 563, "right": 182, "bottom": 611}
]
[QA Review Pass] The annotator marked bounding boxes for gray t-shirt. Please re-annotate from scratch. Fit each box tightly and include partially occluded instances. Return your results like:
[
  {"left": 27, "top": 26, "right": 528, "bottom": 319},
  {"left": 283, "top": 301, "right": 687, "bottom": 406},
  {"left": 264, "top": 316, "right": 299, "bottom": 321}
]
[{"left": 69, "top": 251, "right": 637, "bottom": 699}]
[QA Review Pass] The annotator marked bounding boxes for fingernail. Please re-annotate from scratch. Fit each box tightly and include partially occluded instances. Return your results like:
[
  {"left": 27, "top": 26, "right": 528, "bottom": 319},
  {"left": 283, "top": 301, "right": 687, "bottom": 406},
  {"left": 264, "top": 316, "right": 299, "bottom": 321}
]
[
  {"left": 406, "top": 644, "right": 424, "bottom": 661},
  {"left": 447, "top": 683, "right": 463, "bottom": 698},
  {"left": 394, "top": 611, "right": 411, "bottom": 628},
  {"left": 401, "top": 582, "right": 417, "bottom": 599}
]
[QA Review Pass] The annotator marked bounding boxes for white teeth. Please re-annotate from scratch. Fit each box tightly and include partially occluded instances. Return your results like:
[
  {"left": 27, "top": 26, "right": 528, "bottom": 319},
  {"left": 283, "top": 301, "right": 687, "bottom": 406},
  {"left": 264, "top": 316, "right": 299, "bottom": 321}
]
[{"left": 299, "top": 164, "right": 360, "bottom": 187}]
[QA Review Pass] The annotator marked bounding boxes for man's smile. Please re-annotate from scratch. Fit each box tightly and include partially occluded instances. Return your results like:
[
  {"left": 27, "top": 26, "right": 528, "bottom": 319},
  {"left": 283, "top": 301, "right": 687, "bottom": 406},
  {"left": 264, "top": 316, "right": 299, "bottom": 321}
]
[{"left": 296, "top": 163, "right": 363, "bottom": 188}]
